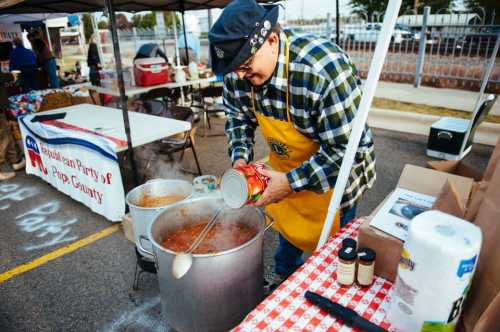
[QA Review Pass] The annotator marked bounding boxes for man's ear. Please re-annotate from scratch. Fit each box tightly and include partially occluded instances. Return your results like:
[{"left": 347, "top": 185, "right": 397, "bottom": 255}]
[{"left": 268, "top": 32, "right": 279, "bottom": 47}]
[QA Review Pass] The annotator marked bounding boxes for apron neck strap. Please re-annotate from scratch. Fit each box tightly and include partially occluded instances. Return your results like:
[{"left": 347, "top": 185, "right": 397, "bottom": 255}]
[{"left": 251, "top": 34, "right": 291, "bottom": 122}]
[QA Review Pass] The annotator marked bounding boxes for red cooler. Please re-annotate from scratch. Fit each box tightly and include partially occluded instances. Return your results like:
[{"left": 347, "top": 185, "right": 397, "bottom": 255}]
[{"left": 134, "top": 58, "right": 170, "bottom": 87}]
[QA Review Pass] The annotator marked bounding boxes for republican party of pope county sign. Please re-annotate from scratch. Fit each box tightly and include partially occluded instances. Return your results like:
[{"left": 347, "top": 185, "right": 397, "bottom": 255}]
[{"left": 18, "top": 116, "right": 125, "bottom": 222}]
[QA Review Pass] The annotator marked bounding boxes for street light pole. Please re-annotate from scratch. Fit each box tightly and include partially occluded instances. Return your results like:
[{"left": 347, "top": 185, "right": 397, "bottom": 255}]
[
  {"left": 180, "top": 1, "right": 190, "bottom": 65},
  {"left": 336, "top": 0, "right": 340, "bottom": 45}
]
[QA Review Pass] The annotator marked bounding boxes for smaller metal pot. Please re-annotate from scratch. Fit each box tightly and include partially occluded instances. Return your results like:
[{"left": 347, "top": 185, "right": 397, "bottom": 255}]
[{"left": 126, "top": 179, "right": 192, "bottom": 259}]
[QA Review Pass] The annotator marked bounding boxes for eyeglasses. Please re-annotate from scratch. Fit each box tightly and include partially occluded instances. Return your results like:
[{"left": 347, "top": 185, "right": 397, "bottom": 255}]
[{"left": 234, "top": 55, "right": 256, "bottom": 74}]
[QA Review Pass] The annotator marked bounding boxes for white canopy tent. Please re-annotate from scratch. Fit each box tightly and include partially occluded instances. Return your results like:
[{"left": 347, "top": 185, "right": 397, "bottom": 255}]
[{"left": 0, "top": 0, "right": 280, "bottom": 185}]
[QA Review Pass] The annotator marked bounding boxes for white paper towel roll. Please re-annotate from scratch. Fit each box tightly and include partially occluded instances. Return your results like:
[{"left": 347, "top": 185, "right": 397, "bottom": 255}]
[{"left": 388, "top": 210, "right": 482, "bottom": 332}]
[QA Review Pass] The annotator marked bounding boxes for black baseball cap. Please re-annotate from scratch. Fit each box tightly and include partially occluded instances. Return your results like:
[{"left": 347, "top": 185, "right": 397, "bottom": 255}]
[{"left": 208, "top": 0, "right": 279, "bottom": 75}]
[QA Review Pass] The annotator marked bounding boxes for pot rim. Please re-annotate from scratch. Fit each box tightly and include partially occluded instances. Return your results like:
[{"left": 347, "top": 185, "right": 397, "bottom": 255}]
[
  {"left": 148, "top": 197, "right": 267, "bottom": 258},
  {"left": 125, "top": 179, "right": 192, "bottom": 211}
]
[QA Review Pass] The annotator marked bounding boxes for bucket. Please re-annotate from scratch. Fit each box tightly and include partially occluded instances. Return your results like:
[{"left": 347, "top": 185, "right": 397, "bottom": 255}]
[{"left": 125, "top": 179, "right": 192, "bottom": 259}]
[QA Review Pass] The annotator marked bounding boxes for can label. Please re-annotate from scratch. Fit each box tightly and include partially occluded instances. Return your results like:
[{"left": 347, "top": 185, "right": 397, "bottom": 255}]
[
  {"left": 221, "top": 162, "right": 270, "bottom": 208},
  {"left": 237, "top": 163, "right": 269, "bottom": 204}
]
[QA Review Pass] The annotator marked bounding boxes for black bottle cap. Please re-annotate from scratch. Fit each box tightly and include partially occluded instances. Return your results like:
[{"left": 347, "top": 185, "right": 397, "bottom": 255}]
[
  {"left": 342, "top": 238, "right": 357, "bottom": 250},
  {"left": 357, "top": 248, "right": 376, "bottom": 263},
  {"left": 338, "top": 246, "right": 357, "bottom": 261}
]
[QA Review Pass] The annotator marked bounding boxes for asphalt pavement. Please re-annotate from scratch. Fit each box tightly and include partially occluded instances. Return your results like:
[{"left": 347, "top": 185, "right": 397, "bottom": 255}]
[{"left": 0, "top": 121, "right": 494, "bottom": 332}]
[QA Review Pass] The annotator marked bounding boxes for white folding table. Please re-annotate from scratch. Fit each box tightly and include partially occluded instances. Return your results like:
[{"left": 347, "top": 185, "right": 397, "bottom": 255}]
[
  {"left": 18, "top": 104, "right": 191, "bottom": 221},
  {"left": 85, "top": 77, "right": 217, "bottom": 99},
  {"left": 40, "top": 103, "right": 191, "bottom": 152}
]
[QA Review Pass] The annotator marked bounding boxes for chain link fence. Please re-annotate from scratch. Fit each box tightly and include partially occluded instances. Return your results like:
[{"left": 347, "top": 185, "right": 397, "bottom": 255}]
[
  {"left": 285, "top": 8, "right": 500, "bottom": 93},
  {"left": 83, "top": 9, "right": 500, "bottom": 93}
]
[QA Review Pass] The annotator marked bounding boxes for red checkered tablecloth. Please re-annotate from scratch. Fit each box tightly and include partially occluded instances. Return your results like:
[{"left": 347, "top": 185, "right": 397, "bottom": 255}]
[{"left": 234, "top": 218, "right": 394, "bottom": 332}]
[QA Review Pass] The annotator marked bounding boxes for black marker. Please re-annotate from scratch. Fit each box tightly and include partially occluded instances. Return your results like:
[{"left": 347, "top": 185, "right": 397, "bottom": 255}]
[{"left": 304, "top": 291, "right": 388, "bottom": 332}]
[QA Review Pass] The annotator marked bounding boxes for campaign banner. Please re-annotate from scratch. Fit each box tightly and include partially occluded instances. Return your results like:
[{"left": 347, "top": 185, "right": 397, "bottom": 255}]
[{"left": 18, "top": 115, "right": 125, "bottom": 222}]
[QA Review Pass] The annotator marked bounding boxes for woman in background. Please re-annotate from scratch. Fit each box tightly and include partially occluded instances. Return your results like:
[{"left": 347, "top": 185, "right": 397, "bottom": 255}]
[
  {"left": 87, "top": 34, "right": 101, "bottom": 86},
  {"left": 32, "top": 37, "right": 60, "bottom": 89}
]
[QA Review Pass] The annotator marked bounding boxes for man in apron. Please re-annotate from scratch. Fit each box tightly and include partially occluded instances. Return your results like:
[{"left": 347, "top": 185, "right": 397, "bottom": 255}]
[{"left": 209, "top": 0, "right": 376, "bottom": 287}]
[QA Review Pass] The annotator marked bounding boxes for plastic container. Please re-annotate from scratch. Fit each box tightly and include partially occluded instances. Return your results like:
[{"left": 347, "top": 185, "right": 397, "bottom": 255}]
[{"left": 188, "top": 61, "right": 199, "bottom": 80}]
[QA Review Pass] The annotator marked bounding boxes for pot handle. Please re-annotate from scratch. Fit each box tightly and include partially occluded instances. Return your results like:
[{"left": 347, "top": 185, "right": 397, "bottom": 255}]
[{"left": 138, "top": 235, "right": 156, "bottom": 258}]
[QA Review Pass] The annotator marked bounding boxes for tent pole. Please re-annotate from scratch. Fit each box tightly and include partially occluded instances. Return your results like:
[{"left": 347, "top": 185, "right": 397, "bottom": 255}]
[
  {"left": 335, "top": 0, "right": 340, "bottom": 45},
  {"left": 172, "top": 12, "right": 181, "bottom": 66},
  {"left": 104, "top": 0, "right": 139, "bottom": 186},
  {"left": 180, "top": 3, "right": 190, "bottom": 64}
]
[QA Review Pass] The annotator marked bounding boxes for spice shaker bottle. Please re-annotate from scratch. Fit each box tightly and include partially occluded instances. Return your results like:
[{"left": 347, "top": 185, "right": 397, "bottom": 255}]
[
  {"left": 357, "top": 248, "right": 376, "bottom": 287},
  {"left": 337, "top": 246, "right": 357, "bottom": 286}
]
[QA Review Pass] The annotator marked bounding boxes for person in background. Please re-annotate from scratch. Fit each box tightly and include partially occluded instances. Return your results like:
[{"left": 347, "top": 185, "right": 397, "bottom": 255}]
[
  {"left": 32, "top": 37, "right": 60, "bottom": 89},
  {"left": 9, "top": 37, "right": 37, "bottom": 92},
  {"left": 0, "top": 72, "right": 25, "bottom": 180},
  {"left": 87, "top": 34, "right": 101, "bottom": 86}
]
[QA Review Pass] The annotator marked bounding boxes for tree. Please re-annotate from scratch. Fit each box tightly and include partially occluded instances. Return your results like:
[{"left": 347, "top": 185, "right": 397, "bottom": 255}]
[
  {"left": 97, "top": 20, "right": 108, "bottom": 29},
  {"left": 464, "top": 0, "right": 500, "bottom": 23},
  {"left": 132, "top": 14, "right": 141, "bottom": 28},
  {"left": 349, "top": 0, "right": 454, "bottom": 19},
  {"left": 131, "top": 13, "right": 156, "bottom": 29},
  {"left": 81, "top": 13, "right": 93, "bottom": 42},
  {"left": 163, "top": 11, "right": 181, "bottom": 28},
  {"left": 139, "top": 13, "right": 156, "bottom": 29}
]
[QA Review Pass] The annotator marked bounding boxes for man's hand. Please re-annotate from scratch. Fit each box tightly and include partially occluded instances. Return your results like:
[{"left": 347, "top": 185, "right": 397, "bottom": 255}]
[
  {"left": 233, "top": 159, "right": 247, "bottom": 168},
  {"left": 254, "top": 168, "right": 293, "bottom": 207}
]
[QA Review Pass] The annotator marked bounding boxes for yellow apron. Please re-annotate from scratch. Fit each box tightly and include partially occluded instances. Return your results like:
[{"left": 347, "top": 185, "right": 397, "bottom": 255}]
[{"left": 251, "top": 36, "right": 340, "bottom": 253}]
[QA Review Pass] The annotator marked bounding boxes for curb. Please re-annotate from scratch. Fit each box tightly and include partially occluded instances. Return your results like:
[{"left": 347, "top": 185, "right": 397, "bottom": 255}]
[
  {"left": 371, "top": 81, "right": 500, "bottom": 116},
  {"left": 368, "top": 108, "right": 500, "bottom": 146}
]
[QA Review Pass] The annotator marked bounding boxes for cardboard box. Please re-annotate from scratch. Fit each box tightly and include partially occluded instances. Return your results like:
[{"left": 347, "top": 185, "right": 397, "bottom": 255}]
[
  {"left": 358, "top": 164, "right": 475, "bottom": 282},
  {"left": 461, "top": 138, "right": 500, "bottom": 332},
  {"left": 427, "top": 160, "right": 483, "bottom": 182}
]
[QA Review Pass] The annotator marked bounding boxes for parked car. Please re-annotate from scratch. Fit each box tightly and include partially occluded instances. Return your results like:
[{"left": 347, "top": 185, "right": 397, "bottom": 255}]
[
  {"left": 283, "top": 27, "right": 346, "bottom": 44},
  {"left": 344, "top": 23, "right": 413, "bottom": 43},
  {"left": 458, "top": 27, "right": 499, "bottom": 53}
]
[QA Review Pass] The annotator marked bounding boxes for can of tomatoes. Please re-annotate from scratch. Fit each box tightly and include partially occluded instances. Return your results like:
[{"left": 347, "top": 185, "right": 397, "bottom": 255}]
[{"left": 220, "top": 163, "right": 270, "bottom": 208}]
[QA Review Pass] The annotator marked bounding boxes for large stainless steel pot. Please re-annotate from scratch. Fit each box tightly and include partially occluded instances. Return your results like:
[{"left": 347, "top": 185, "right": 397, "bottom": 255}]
[
  {"left": 126, "top": 179, "right": 192, "bottom": 259},
  {"left": 139, "top": 196, "right": 268, "bottom": 332}
]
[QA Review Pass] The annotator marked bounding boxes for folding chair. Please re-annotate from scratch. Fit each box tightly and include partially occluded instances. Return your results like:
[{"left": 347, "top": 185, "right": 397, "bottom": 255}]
[
  {"left": 140, "top": 87, "right": 178, "bottom": 109},
  {"left": 191, "top": 85, "right": 226, "bottom": 137},
  {"left": 138, "top": 92, "right": 202, "bottom": 176},
  {"left": 161, "top": 106, "right": 202, "bottom": 176}
]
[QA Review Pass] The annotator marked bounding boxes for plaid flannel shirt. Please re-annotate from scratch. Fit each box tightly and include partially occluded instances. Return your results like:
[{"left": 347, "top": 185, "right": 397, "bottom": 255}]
[{"left": 223, "top": 31, "right": 376, "bottom": 210}]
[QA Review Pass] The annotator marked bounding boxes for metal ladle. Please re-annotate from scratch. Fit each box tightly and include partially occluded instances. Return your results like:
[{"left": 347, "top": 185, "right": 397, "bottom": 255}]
[{"left": 171, "top": 207, "right": 224, "bottom": 279}]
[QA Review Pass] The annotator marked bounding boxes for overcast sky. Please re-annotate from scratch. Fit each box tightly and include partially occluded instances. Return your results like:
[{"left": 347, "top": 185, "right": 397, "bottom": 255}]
[
  {"left": 283, "top": 0, "right": 352, "bottom": 19},
  {"left": 115, "top": 0, "right": 466, "bottom": 24},
  {"left": 190, "top": 0, "right": 353, "bottom": 21}
]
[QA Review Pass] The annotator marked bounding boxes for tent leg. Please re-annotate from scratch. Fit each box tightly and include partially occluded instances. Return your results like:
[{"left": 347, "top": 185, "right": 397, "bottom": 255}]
[
  {"left": 181, "top": 7, "right": 190, "bottom": 64},
  {"left": 104, "top": 0, "right": 139, "bottom": 186}
]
